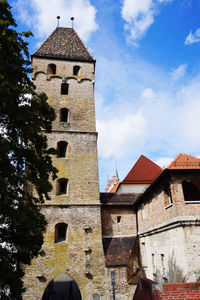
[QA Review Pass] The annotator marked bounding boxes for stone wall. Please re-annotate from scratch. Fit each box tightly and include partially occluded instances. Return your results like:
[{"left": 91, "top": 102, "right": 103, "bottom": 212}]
[
  {"left": 137, "top": 173, "right": 200, "bottom": 232},
  {"left": 23, "top": 206, "right": 108, "bottom": 300},
  {"left": 139, "top": 220, "right": 200, "bottom": 283},
  {"left": 32, "top": 58, "right": 96, "bottom": 133},
  {"left": 106, "top": 267, "right": 136, "bottom": 300},
  {"left": 23, "top": 53, "right": 108, "bottom": 299},
  {"left": 101, "top": 206, "right": 137, "bottom": 237}
]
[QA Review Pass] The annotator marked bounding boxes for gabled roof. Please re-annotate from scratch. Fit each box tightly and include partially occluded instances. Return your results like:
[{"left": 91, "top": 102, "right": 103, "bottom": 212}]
[
  {"left": 122, "top": 155, "right": 163, "bottom": 184},
  {"left": 134, "top": 153, "right": 200, "bottom": 207},
  {"left": 100, "top": 193, "right": 139, "bottom": 206},
  {"left": 32, "top": 27, "right": 95, "bottom": 62},
  {"left": 167, "top": 153, "right": 200, "bottom": 169},
  {"left": 103, "top": 236, "right": 136, "bottom": 266}
]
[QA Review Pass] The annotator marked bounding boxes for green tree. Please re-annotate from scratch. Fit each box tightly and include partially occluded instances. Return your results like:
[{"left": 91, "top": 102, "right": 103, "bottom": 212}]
[{"left": 0, "top": 1, "right": 57, "bottom": 299}]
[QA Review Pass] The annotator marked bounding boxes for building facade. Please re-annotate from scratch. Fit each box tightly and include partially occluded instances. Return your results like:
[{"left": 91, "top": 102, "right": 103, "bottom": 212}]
[
  {"left": 135, "top": 154, "right": 200, "bottom": 284},
  {"left": 23, "top": 27, "right": 200, "bottom": 300},
  {"left": 23, "top": 27, "right": 107, "bottom": 300}
]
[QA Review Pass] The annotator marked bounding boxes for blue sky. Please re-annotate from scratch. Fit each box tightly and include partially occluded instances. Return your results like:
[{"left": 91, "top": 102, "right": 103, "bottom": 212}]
[{"left": 10, "top": 0, "right": 200, "bottom": 190}]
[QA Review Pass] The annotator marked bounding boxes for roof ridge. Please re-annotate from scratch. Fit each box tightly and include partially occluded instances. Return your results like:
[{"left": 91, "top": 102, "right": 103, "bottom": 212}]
[
  {"left": 73, "top": 28, "right": 95, "bottom": 61},
  {"left": 167, "top": 153, "right": 183, "bottom": 168},
  {"left": 32, "top": 27, "right": 95, "bottom": 62},
  {"left": 122, "top": 155, "right": 162, "bottom": 183},
  {"left": 167, "top": 153, "right": 200, "bottom": 169}
]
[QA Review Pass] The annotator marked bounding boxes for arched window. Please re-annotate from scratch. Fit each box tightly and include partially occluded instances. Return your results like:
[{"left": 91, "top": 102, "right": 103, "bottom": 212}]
[
  {"left": 57, "top": 141, "right": 68, "bottom": 158},
  {"left": 61, "top": 83, "right": 69, "bottom": 95},
  {"left": 182, "top": 180, "right": 200, "bottom": 201},
  {"left": 60, "top": 108, "right": 69, "bottom": 122},
  {"left": 57, "top": 178, "right": 68, "bottom": 195},
  {"left": 55, "top": 223, "right": 67, "bottom": 243},
  {"left": 73, "top": 65, "right": 81, "bottom": 76},
  {"left": 47, "top": 63, "right": 56, "bottom": 75}
]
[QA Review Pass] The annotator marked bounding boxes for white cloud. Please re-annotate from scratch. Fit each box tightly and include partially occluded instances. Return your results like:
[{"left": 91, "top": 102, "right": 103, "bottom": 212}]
[
  {"left": 141, "top": 88, "right": 155, "bottom": 98},
  {"left": 155, "top": 157, "right": 174, "bottom": 168},
  {"left": 171, "top": 64, "right": 187, "bottom": 81},
  {"left": 15, "top": 0, "right": 98, "bottom": 41},
  {"left": 96, "top": 112, "right": 146, "bottom": 159},
  {"left": 185, "top": 28, "right": 200, "bottom": 45},
  {"left": 121, "top": 0, "right": 173, "bottom": 44},
  {"left": 96, "top": 55, "right": 200, "bottom": 168}
]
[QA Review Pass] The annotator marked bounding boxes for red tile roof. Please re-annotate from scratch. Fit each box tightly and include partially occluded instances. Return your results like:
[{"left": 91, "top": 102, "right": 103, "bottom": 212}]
[
  {"left": 122, "top": 155, "right": 163, "bottom": 184},
  {"left": 109, "top": 182, "right": 120, "bottom": 193},
  {"left": 168, "top": 153, "right": 200, "bottom": 169}
]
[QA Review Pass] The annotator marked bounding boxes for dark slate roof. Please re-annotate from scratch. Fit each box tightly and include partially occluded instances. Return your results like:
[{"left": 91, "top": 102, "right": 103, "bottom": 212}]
[
  {"left": 32, "top": 27, "right": 95, "bottom": 62},
  {"left": 100, "top": 193, "right": 140, "bottom": 206},
  {"left": 103, "top": 236, "right": 136, "bottom": 266}
]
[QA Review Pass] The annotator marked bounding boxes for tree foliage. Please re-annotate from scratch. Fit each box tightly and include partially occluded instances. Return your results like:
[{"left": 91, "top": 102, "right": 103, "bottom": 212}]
[{"left": 0, "top": 1, "right": 57, "bottom": 298}]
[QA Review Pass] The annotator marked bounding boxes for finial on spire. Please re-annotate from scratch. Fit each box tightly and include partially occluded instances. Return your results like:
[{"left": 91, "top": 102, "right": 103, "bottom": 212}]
[
  {"left": 57, "top": 16, "right": 60, "bottom": 27},
  {"left": 71, "top": 17, "right": 74, "bottom": 29}
]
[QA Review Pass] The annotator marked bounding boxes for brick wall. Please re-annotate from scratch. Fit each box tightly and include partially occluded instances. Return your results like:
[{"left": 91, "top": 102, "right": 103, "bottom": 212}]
[
  {"left": 137, "top": 173, "right": 200, "bottom": 233},
  {"left": 153, "top": 282, "right": 200, "bottom": 300},
  {"left": 133, "top": 279, "right": 200, "bottom": 300}
]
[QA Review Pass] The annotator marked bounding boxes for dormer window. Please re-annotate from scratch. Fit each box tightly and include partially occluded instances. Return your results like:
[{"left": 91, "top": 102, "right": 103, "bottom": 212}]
[
  {"left": 60, "top": 108, "right": 69, "bottom": 122},
  {"left": 56, "top": 178, "right": 68, "bottom": 195},
  {"left": 61, "top": 83, "right": 69, "bottom": 95},
  {"left": 47, "top": 63, "right": 56, "bottom": 75},
  {"left": 57, "top": 141, "right": 68, "bottom": 158},
  {"left": 55, "top": 223, "right": 67, "bottom": 243},
  {"left": 73, "top": 65, "right": 81, "bottom": 76}
]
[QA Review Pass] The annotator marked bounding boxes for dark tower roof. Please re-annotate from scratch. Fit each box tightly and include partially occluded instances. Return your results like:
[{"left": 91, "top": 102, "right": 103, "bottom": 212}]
[
  {"left": 122, "top": 155, "right": 163, "bottom": 184},
  {"left": 32, "top": 27, "right": 95, "bottom": 62}
]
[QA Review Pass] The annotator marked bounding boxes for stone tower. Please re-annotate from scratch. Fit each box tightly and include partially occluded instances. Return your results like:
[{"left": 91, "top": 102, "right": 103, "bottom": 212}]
[{"left": 23, "top": 27, "right": 107, "bottom": 300}]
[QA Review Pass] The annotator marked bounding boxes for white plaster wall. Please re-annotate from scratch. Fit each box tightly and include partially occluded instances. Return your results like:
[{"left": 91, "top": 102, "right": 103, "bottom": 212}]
[
  {"left": 117, "top": 183, "right": 149, "bottom": 193},
  {"left": 139, "top": 224, "right": 200, "bottom": 283}
]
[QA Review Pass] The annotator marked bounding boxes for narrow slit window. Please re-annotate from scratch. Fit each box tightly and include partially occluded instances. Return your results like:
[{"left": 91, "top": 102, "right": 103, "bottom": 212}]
[
  {"left": 55, "top": 223, "right": 67, "bottom": 243},
  {"left": 61, "top": 83, "right": 69, "bottom": 95},
  {"left": 60, "top": 108, "right": 69, "bottom": 122},
  {"left": 152, "top": 254, "right": 156, "bottom": 273},
  {"left": 57, "top": 141, "right": 68, "bottom": 158},
  {"left": 57, "top": 178, "right": 68, "bottom": 195},
  {"left": 161, "top": 254, "right": 165, "bottom": 274},
  {"left": 73, "top": 65, "right": 81, "bottom": 76},
  {"left": 47, "top": 63, "right": 56, "bottom": 75},
  {"left": 117, "top": 216, "right": 121, "bottom": 223},
  {"left": 142, "top": 203, "right": 145, "bottom": 220},
  {"left": 142, "top": 242, "right": 147, "bottom": 266}
]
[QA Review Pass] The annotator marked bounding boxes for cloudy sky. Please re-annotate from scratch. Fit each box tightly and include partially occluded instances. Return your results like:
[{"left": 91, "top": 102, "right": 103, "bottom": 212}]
[{"left": 11, "top": 0, "right": 200, "bottom": 190}]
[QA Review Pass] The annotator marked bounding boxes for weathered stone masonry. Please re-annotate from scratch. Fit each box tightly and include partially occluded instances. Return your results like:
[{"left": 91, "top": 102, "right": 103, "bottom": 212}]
[{"left": 23, "top": 27, "right": 108, "bottom": 300}]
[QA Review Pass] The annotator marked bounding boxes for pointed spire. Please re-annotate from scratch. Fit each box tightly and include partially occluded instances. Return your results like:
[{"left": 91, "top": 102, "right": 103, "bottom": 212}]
[{"left": 115, "top": 161, "right": 119, "bottom": 180}]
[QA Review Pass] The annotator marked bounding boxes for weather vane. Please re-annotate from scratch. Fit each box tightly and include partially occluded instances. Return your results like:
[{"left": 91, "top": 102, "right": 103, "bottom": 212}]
[
  {"left": 57, "top": 16, "right": 60, "bottom": 27},
  {"left": 71, "top": 17, "right": 74, "bottom": 29}
]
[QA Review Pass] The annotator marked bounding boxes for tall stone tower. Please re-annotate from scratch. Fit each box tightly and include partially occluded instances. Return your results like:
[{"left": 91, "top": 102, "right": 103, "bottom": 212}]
[{"left": 23, "top": 27, "right": 107, "bottom": 300}]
